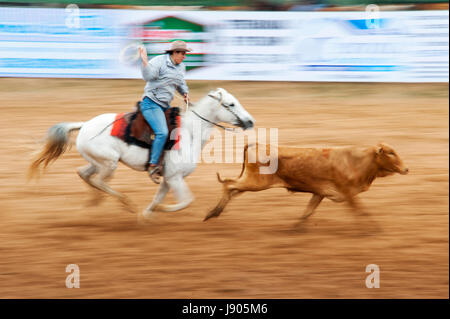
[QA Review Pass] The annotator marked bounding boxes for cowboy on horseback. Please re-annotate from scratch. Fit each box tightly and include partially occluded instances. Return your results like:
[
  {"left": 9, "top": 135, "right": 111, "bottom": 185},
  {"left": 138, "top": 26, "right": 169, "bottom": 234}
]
[{"left": 138, "top": 40, "right": 191, "bottom": 183}]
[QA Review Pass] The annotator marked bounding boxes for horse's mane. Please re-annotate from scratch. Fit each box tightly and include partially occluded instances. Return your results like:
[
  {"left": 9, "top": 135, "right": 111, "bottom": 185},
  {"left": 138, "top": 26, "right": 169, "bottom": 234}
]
[{"left": 195, "top": 92, "right": 215, "bottom": 107}]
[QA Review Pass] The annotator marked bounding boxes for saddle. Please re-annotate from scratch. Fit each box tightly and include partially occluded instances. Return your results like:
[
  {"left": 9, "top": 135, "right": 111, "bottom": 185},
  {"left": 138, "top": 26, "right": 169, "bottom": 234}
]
[{"left": 111, "top": 102, "right": 181, "bottom": 169}]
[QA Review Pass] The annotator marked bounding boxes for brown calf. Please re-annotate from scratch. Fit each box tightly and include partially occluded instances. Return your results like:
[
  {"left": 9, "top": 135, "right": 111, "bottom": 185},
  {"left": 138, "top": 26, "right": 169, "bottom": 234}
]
[{"left": 204, "top": 143, "right": 408, "bottom": 222}]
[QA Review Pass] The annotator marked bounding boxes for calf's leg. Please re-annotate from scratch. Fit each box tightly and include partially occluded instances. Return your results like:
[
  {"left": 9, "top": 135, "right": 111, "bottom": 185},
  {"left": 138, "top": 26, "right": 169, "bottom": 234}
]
[
  {"left": 346, "top": 195, "right": 368, "bottom": 216},
  {"left": 299, "top": 194, "right": 324, "bottom": 220},
  {"left": 204, "top": 172, "right": 272, "bottom": 221},
  {"left": 204, "top": 183, "right": 242, "bottom": 221},
  {"left": 346, "top": 195, "right": 381, "bottom": 233}
]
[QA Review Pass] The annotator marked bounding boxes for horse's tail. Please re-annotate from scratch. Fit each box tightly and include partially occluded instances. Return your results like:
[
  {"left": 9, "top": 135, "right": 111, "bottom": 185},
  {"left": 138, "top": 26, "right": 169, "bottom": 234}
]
[{"left": 27, "top": 122, "right": 84, "bottom": 180}]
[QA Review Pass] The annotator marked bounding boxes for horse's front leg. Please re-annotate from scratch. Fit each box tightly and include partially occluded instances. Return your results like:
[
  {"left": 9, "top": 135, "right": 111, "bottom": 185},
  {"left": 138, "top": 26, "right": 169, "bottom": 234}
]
[
  {"left": 155, "top": 175, "right": 194, "bottom": 212},
  {"left": 142, "top": 180, "right": 170, "bottom": 218}
]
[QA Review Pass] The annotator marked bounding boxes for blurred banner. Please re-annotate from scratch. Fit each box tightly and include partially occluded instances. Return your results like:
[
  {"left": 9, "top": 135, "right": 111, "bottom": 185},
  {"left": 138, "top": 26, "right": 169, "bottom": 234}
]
[
  {"left": 0, "top": 7, "right": 448, "bottom": 82},
  {"left": 0, "top": 7, "right": 124, "bottom": 77}
]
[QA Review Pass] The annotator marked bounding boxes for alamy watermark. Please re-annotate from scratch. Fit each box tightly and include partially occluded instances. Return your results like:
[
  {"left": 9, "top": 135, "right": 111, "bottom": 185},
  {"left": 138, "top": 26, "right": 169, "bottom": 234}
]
[
  {"left": 365, "top": 4, "right": 381, "bottom": 29},
  {"left": 167, "top": 117, "right": 279, "bottom": 174},
  {"left": 66, "top": 264, "right": 80, "bottom": 288},
  {"left": 65, "top": 4, "right": 80, "bottom": 29},
  {"left": 365, "top": 264, "right": 380, "bottom": 288}
]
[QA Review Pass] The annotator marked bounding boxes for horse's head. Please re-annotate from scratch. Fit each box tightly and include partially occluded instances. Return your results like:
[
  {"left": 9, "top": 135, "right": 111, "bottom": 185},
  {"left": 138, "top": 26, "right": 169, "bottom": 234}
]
[{"left": 207, "top": 88, "right": 255, "bottom": 130}]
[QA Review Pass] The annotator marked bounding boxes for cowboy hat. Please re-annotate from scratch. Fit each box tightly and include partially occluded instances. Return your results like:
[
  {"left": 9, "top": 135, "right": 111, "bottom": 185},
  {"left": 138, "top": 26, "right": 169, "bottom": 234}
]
[{"left": 165, "top": 40, "right": 192, "bottom": 53}]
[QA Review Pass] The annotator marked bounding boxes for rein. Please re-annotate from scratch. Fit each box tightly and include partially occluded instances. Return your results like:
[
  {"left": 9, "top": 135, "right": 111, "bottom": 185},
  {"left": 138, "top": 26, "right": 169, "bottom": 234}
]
[
  {"left": 189, "top": 94, "right": 244, "bottom": 132},
  {"left": 190, "top": 109, "right": 236, "bottom": 132}
]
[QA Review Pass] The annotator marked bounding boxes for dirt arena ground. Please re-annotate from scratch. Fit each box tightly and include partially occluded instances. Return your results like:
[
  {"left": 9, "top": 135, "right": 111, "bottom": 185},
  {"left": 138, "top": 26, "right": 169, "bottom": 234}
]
[{"left": 0, "top": 78, "right": 448, "bottom": 298}]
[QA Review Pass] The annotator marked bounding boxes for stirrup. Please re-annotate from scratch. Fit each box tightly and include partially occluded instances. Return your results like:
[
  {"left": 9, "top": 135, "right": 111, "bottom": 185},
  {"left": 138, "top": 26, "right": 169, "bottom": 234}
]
[{"left": 148, "top": 165, "right": 162, "bottom": 184}]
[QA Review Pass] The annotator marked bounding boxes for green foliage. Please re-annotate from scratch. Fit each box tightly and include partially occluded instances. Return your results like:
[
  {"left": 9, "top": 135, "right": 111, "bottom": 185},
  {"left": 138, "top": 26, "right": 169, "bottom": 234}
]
[{"left": 323, "top": 0, "right": 448, "bottom": 5}]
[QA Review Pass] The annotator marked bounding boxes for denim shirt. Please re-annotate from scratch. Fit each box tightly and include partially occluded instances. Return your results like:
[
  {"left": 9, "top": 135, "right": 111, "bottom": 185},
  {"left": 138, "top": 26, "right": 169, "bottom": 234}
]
[{"left": 141, "top": 54, "right": 189, "bottom": 109}]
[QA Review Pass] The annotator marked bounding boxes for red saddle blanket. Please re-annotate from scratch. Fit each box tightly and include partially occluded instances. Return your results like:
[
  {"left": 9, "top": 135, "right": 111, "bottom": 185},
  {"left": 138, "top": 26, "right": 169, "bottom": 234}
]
[{"left": 111, "top": 105, "right": 181, "bottom": 151}]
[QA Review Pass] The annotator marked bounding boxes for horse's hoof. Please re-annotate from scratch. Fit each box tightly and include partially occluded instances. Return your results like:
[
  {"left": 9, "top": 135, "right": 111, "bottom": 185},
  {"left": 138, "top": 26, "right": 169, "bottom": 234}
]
[
  {"left": 137, "top": 211, "right": 153, "bottom": 225},
  {"left": 142, "top": 209, "right": 154, "bottom": 219},
  {"left": 154, "top": 204, "right": 167, "bottom": 212},
  {"left": 126, "top": 206, "right": 137, "bottom": 214},
  {"left": 125, "top": 203, "right": 137, "bottom": 214},
  {"left": 120, "top": 197, "right": 137, "bottom": 214},
  {"left": 85, "top": 194, "right": 104, "bottom": 207}
]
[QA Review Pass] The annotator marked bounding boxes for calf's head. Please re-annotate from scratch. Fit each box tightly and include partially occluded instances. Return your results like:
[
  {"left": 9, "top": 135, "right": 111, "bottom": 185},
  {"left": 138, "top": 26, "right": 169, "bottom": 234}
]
[{"left": 375, "top": 143, "right": 409, "bottom": 177}]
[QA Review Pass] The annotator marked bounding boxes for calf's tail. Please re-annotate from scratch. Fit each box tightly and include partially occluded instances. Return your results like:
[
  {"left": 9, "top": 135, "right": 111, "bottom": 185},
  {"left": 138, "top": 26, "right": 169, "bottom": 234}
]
[{"left": 216, "top": 143, "right": 251, "bottom": 184}]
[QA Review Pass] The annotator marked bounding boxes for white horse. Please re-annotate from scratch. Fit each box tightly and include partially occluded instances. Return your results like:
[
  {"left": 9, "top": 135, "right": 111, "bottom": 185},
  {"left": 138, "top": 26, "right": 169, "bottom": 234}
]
[{"left": 28, "top": 88, "right": 255, "bottom": 218}]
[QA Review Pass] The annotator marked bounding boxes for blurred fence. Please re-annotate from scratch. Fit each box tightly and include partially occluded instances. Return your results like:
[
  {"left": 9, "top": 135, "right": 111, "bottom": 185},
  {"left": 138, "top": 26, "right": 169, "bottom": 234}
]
[
  {"left": 0, "top": 0, "right": 449, "bottom": 7},
  {"left": 0, "top": 0, "right": 245, "bottom": 6},
  {"left": 0, "top": 6, "right": 448, "bottom": 82}
]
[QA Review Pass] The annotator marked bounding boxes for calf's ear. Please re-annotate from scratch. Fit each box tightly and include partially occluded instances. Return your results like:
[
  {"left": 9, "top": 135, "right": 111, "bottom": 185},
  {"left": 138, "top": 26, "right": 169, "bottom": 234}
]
[
  {"left": 376, "top": 145, "right": 384, "bottom": 155},
  {"left": 376, "top": 142, "right": 388, "bottom": 154}
]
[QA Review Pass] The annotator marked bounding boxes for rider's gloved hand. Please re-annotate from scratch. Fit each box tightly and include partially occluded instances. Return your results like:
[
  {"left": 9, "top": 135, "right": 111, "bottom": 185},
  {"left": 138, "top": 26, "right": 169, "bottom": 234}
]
[{"left": 139, "top": 47, "right": 149, "bottom": 67}]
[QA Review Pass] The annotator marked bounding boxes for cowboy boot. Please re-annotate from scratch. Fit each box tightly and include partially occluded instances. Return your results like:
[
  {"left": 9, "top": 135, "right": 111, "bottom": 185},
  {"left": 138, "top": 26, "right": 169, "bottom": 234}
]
[{"left": 148, "top": 164, "right": 162, "bottom": 184}]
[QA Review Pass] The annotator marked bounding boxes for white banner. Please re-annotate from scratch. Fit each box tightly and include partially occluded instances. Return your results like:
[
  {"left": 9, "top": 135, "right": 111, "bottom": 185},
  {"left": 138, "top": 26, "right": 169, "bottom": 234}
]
[{"left": 0, "top": 7, "right": 448, "bottom": 82}]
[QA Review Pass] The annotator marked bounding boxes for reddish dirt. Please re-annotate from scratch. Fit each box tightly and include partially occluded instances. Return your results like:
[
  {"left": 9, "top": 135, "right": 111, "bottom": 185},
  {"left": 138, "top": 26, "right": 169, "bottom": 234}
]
[{"left": 0, "top": 79, "right": 448, "bottom": 298}]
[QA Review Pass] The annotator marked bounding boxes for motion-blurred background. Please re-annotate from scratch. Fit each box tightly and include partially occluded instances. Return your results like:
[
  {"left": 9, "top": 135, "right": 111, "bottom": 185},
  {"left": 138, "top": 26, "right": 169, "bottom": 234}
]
[
  {"left": 0, "top": 0, "right": 448, "bottom": 81},
  {"left": 0, "top": 0, "right": 448, "bottom": 299}
]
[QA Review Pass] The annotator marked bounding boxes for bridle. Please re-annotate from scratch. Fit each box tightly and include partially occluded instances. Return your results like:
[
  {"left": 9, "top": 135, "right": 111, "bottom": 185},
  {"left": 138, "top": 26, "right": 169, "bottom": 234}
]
[{"left": 189, "top": 93, "right": 246, "bottom": 132}]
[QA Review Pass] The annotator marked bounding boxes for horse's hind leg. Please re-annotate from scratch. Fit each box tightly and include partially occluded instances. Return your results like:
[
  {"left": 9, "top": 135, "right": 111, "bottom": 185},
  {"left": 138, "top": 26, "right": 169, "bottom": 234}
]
[
  {"left": 88, "top": 161, "right": 136, "bottom": 213},
  {"left": 77, "top": 163, "right": 97, "bottom": 183},
  {"left": 77, "top": 163, "right": 104, "bottom": 206}
]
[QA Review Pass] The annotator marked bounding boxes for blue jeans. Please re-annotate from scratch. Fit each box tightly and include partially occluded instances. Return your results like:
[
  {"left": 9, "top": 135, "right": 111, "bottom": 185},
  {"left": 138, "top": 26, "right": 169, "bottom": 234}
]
[{"left": 140, "top": 97, "right": 169, "bottom": 165}]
